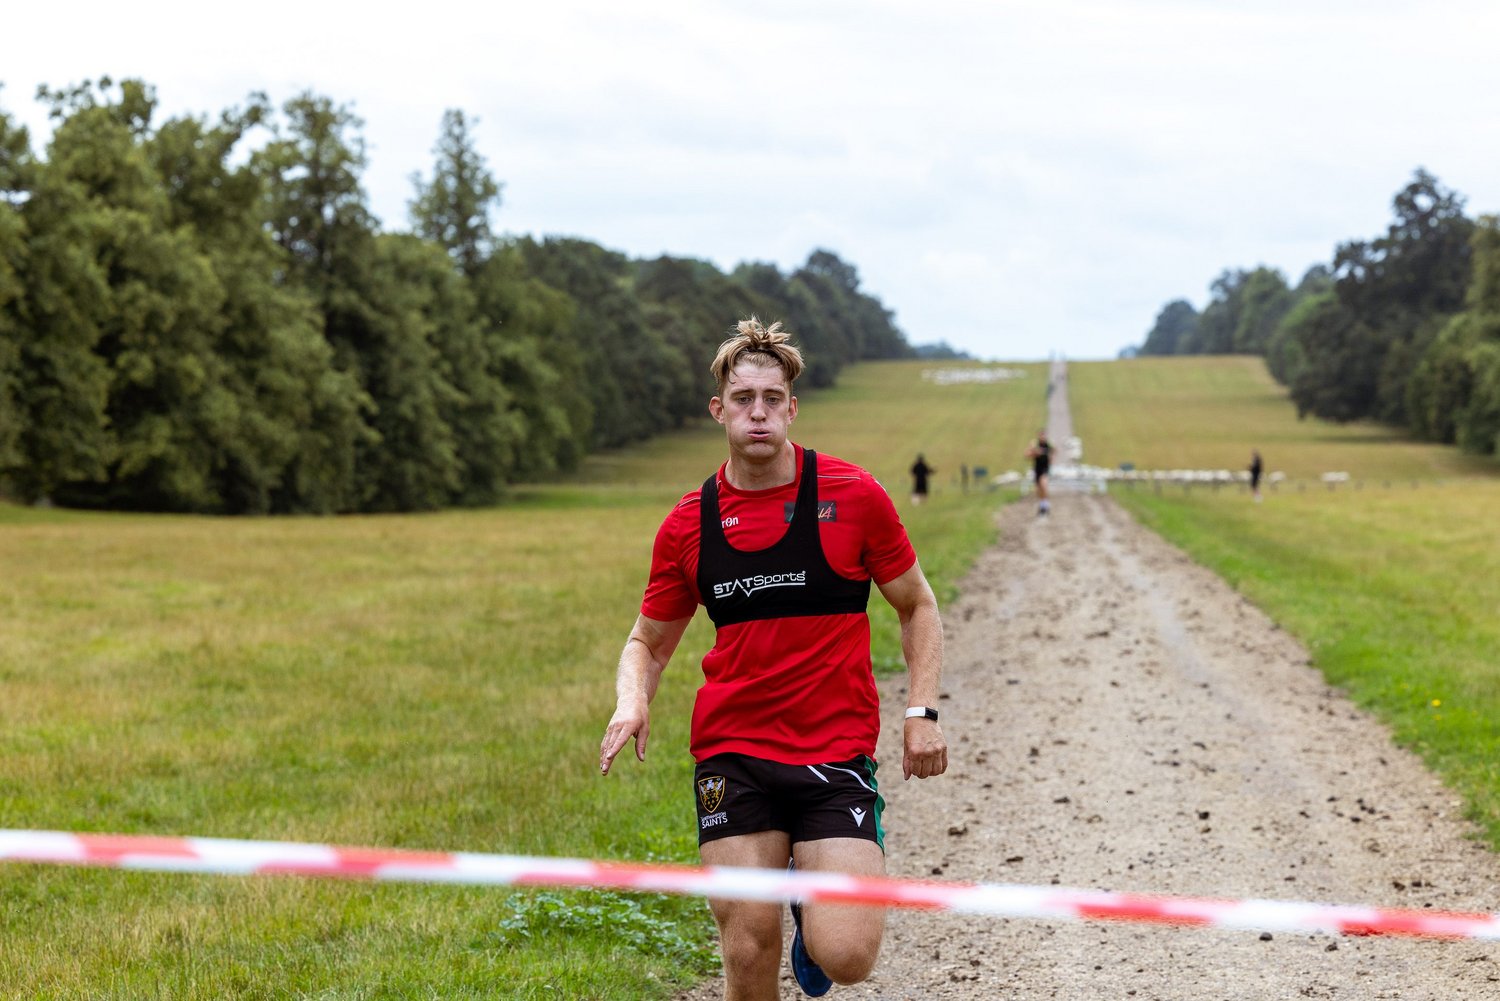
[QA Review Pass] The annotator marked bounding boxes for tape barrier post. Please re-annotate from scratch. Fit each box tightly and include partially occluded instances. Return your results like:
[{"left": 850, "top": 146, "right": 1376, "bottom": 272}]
[{"left": 3, "top": 829, "right": 1499, "bottom": 941}]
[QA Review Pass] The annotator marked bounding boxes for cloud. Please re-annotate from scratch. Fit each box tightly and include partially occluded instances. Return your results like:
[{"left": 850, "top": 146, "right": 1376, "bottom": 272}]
[{"left": 3, "top": 0, "right": 1499, "bottom": 359}]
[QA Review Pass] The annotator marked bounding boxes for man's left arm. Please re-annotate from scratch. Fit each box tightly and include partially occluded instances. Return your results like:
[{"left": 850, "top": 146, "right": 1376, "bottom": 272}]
[{"left": 877, "top": 563, "right": 948, "bottom": 780}]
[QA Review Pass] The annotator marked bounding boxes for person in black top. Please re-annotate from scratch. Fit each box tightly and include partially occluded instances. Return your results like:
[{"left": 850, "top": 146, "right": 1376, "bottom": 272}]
[
  {"left": 1249, "top": 450, "right": 1264, "bottom": 502},
  {"left": 1026, "top": 431, "right": 1053, "bottom": 516},
  {"left": 909, "top": 454, "right": 933, "bottom": 505}
]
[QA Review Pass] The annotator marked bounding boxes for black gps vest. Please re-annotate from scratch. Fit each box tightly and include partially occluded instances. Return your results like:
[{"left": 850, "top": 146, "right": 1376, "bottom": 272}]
[{"left": 696, "top": 449, "right": 872, "bottom": 629}]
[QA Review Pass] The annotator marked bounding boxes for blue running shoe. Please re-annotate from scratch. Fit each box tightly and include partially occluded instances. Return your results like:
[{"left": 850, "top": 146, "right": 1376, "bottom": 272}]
[{"left": 789, "top": 861, "right": 832, "bottom": 997}]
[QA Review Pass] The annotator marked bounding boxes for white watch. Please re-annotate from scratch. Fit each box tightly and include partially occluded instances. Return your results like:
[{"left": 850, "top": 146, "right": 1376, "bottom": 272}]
[{"left": 904, "top": 706, "right": 939, "bottom": 721}]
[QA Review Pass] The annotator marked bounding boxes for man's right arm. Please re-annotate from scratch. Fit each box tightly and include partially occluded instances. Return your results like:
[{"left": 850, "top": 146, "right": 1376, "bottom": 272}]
[{"left": 599, "top": 613, "right": 692, "bottom": 775}]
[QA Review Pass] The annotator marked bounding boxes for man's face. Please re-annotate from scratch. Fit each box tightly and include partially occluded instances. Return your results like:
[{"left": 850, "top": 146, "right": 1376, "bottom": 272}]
[{"left": 710, "top": 363, "right": 797, "bottom": 461}]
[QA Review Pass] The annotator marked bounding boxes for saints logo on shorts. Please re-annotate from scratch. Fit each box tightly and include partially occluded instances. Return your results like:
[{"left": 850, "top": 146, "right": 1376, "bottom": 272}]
[{"left": 697, "top": 775, "right": 725, "bottom": 813}]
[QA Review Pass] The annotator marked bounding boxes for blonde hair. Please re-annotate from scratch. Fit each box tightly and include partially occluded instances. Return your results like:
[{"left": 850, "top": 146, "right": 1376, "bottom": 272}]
[{"left": 710, "top": 317, "right": 805, "bottom": 393}]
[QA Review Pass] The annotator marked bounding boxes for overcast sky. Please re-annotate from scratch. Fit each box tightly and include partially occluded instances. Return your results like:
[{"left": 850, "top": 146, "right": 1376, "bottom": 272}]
[{"left": 4, "top": 1, "right": 1498, "bottom": 360}]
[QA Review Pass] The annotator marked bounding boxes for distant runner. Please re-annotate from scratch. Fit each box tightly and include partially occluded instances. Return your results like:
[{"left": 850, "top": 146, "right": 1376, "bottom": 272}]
[
  {"left": 909, "top": 454, "right": 934, "bottom": 505},
  {"left": 1249, "top": 449, "right": 1264, "bottom": 502},
  {"left": 1026, "top": 430, "right": 1053, "bottom": 516},
  {"left": 600, "top": 317, "right": 948, "bottom": 999}
]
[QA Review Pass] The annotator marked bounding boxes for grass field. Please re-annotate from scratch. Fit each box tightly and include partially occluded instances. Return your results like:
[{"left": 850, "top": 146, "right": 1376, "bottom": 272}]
[
  {"left": 1068, "top": 356, "right": 1499, "bottom": 481},
  {"left": 1116, "top": 484, "right": 1500, "bottom": 846},
  {"left": 1068, "top": 357, "right": 1500, "bottom": 850},
  {"left": 0, "top": 359, "right": 1041, "bottom": 999},
  {"left": 12, "top": 352, "right": 1495, "bottom": 997}
]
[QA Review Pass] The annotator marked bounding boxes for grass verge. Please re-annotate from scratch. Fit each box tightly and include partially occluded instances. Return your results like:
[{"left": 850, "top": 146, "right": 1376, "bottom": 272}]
[
  {"left": 1114, "top": 482, "right": 1500, "bottom": 849},
  {"left": 0, "top": 359, "right": 1040, "bottom": 998}
]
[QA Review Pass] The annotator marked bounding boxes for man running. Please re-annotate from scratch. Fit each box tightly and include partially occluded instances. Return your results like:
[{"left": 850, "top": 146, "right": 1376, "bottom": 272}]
[
  {"left": 600, "top": 317, "right": 948, "bottom": 1000},
  {"left": 1026, "top": 430, "right": 1053, "bottom": 516}
]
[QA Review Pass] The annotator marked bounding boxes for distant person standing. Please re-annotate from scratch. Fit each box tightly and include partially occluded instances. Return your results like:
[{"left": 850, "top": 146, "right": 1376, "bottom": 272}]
[
  {"left": 910, "top": 454, "right": 934, "bottom": 505},
  {"left": 1026, "top": 431, "right": 1053, "bottom": 516},
  {"left": 1249, "top": 450, "right": 1264, "bottom": 502},
  {"left": 960, "top": 463, "right": 970, "bottom": 494}
]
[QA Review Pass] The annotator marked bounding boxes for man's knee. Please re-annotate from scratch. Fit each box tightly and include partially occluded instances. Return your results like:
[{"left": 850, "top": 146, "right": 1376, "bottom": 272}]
[
  {"left": 804, "top": 907, "right": 883, "bottom": 984},
  {"left": 808, "top": 932, "right": 880, "bottom": 985},
  {"left": 715, "top": 902, "right": 782, "bottom": 975}
]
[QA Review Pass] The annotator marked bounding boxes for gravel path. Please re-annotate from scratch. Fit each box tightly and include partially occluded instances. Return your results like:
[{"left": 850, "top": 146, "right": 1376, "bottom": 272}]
[
  {"left": 677, "top": 495, "right": 1500, "bottom": 999},
  {"left": 675, "top": 362, "right": 1499, "bottom": 999}
]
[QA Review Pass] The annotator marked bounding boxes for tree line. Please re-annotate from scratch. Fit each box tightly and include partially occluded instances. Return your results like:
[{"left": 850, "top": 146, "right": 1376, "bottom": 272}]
[
  {"left": 1135, "top": 169, "right": 1500, "bottom": 458},
  {"left": 0, "top": 79, "right": 913, "bottom": 513}
]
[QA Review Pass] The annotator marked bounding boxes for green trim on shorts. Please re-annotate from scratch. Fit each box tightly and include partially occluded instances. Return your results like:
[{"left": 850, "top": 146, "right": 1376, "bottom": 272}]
[{"left": 863, "top": 755, "right": 887, "bottom": 851}]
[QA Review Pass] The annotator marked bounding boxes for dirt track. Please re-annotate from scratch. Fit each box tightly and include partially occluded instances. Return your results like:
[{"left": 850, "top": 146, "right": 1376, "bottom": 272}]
[
  {"left": 676, "top": 490, "right": 1500, "bottom": 1000},
  {"left": 676, "top": 360, "right": 1498, "bottom": 999}
]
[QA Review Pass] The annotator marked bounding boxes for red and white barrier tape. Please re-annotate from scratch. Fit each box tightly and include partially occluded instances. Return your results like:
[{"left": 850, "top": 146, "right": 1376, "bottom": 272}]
[{"left": 3, "top": 829, "right": 1497, "bottom": 940}]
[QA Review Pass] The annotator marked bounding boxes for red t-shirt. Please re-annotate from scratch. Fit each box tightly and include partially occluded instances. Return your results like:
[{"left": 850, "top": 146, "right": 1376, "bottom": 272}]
[{"left": 641, "top": 445, "right": 916, "bottom": 764}]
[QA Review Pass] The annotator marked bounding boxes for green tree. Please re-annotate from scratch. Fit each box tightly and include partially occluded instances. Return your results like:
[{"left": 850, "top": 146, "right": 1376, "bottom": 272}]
[
  {"left": 407, "top": 110, "right": 591, "bottom": 478},
  {"left": 1140, "top": 299, "right": 1198, "bottom": 355},
  {"left": 799, "top": 250, "right": 909, "bottom": 361},
  {"left": 914, "top": 340, "right": 972, "bottom": 360},
  {"left": 259, "top": 92, "right": 468, "bottom": 511},
  {"left": 4, "top": 84, "right": 922, "bottom": 510},
  {"left": 1458, "top": 339, "right": 1500, "bottom": 455},
  {"left": 731, "top": 261, "right": 789, "bottom": 304},
  {"left": 258, "top": 92, "right": 377, "bottom": 301},
  {"left": 1232, "top": 268, "right": 1293, "bottom": 354},
  {"left": 1281, "top": 291, "right": 1382, "bottom": 421},
  {"left": 730, "top": 248, "right": 915, "bottom": 385},
  {"left": 1405, "top": 324, "right": 1473, "bottom": 444},
  {"left": 406, "top": 110, "right": 567, "bottom": 499},
  {"left": 409, "top": 109, "right": 500, "bottom": 278},
  {"left": 634, "top": 254, "right": 770, "bottom": 417},
  {"left": 148, "top": 98, "right": 369, "bottom": 513},
  {"left": 729, "top": 262, "right": 795, "bottom": 340},
  {"left": 1295, "top": 263, "right": 1334, "bottom": 298},
  {"left": 731, "top": 260, "right": 834, "bottom": 385},
  {"left": 9, "top": 83, "right": 122, "bottom": 501},
  {"left": 517, "top": 236, "right": 689, "bottom": 449},
  {"left": 791, "top": 251, "right": 860, "bottom": 373},
  {"left": 35, "top": 80, "right": 247, "bottom": 511},
  {"left": 1406, "top": 216, "right": 1500, "bottom": 454},
  {"left": 1179, "top": 271, "right": 1234, "bottom": 354},
  {"left": 12, "top": 80, "right": 260, "bottom": 509},
  {"left": 1331, "top": 169, "right": 1475, "bottom": 424},
  {"left": 354, "top": 234, "right": 466, "bottom": 510},
  {"left": 12, "top": 81, "right": 367, "bottom": 513},
  {"left": 1260, "top": 267, "right": 1330, "bottom": 386},
  {"left": 472, "top": 245, "right": 590, "bottom": 476},
  {"left": 0, "top": 96, "right": 31, "bottom": 482}
]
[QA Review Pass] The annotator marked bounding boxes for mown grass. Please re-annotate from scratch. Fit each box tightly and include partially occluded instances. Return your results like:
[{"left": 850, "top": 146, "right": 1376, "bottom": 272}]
[
  {"left": 1069, "top": 356, "right": 1500, "bottom": 849},
  {"left": 0, "top": 358, "right": 1041, "bottom": 999},
  {"left": 0, "top": 503, "right": 717, "bottom": 998},
  {"left": 1069, "top": 356, "right": 1499, "bottom": 481}
]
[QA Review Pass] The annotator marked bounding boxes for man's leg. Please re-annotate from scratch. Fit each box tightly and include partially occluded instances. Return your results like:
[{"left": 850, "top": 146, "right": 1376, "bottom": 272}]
[
  {"left": 700, "top": 830, "right": 792, "bottom": 1001},
  {"left": 792, "top": 837, "right": 887, "bottom": 984}
]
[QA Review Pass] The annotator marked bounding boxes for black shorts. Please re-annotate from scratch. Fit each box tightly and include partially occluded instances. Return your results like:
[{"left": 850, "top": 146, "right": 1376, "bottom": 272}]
[{"left": 694, "top": 752, "right": 885, "bottom": 849}]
